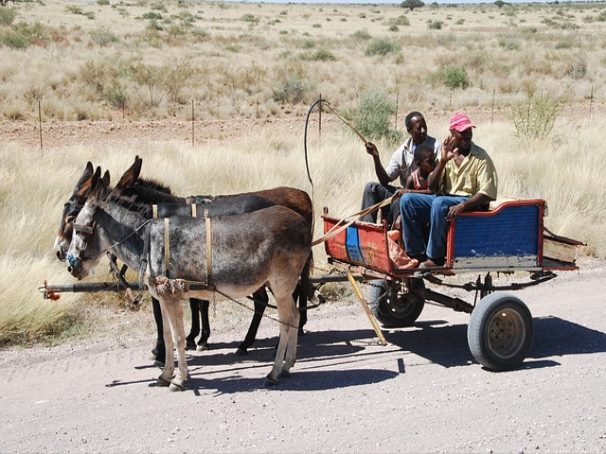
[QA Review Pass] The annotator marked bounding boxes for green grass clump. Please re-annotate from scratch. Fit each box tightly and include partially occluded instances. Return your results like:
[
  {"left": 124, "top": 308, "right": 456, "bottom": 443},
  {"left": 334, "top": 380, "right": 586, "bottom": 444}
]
[
  {"left": 351, "top": 90, "right": 401, "bottom": 143},
  {"left": 0, "top": 7, "right": 17, "bottom": 26},
  {"left": 433, "top": 64, "right": 470, "bottom": 89},
  {"left": 365, "top": 38, "right": 399, "bottom": 56}
]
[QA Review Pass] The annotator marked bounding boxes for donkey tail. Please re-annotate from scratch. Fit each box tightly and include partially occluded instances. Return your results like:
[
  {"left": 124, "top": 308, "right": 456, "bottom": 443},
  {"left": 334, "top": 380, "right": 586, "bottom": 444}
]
[{"left": 300, "top": 250, "right": 315, "bottom": 302}]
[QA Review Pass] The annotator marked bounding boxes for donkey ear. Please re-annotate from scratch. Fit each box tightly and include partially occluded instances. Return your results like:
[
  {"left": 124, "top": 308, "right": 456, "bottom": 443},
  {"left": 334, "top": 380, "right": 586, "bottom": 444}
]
[
  {"left": 74, "top": 164, "right": 100, "bottom": 200},
  {"left": 102, "top": 170, "right": 111, "bottom": 188},
  {"left": 89, "top": 170, "right": 110, "bottom": 201},
  {"left": 115, "top": 156, "right": 142, "bottom": 190}
]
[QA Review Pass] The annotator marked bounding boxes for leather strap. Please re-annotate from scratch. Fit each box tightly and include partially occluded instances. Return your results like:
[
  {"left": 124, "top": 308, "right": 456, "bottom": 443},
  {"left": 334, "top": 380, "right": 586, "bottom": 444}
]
[
  {"left": 205, "top": 209, "right": 212, "bottom": 285},
  {"left": 191, "top": 203, "right": 197, "bottom": 218},
  {"left": 164, "top": 217, "right": 170, "bottom": 277},
  {"left": 152, "top": 204, "right": 158, "bottom": 220}
]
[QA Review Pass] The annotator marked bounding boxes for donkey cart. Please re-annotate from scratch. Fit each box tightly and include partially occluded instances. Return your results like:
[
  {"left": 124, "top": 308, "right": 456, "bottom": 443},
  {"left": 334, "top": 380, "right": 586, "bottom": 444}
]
[{"left": 321, "top": 198, "right": 583, "bottom": 371}]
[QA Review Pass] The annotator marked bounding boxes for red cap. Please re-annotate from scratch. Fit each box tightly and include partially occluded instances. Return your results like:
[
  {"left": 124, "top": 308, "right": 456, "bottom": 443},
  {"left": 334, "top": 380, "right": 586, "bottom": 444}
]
[{"left": 448, "top": 112, "right": 475, "bottom": 132}]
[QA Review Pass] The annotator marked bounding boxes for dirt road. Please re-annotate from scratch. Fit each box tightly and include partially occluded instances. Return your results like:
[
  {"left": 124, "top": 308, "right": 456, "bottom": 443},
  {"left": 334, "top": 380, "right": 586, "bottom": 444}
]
[{"left": 1, "top": 260, "right": 605, "bottom": 453}]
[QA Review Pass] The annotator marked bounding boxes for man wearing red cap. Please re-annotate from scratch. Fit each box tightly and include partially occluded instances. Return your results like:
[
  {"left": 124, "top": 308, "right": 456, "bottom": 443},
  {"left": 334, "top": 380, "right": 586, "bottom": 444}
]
[
  {"left": 360, "top": 111, "right": 440, "bottom": 225},
  {"left": 399, "top": 112, "right": 498, "bottom": 269}
]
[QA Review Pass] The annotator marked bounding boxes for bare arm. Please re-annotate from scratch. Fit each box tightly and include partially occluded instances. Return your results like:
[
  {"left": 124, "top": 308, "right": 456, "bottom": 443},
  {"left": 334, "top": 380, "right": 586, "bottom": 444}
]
[{"left": 366, "top": 142, "right": 391, "bottom": 187}]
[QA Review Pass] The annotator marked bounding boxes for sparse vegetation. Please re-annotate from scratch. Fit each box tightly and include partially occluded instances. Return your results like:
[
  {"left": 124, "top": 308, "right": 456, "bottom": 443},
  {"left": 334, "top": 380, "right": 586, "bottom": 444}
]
[{"left": 351, "top": 90, "right": 401, "bottom": 143}]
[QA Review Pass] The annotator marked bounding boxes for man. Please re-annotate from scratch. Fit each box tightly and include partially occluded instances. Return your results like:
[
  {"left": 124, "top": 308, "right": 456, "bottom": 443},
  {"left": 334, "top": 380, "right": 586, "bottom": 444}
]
[
  {"left": 399, "top": 112, "right": 498, "bottom": 269},
  {"left": 360, "top": 111, "right": 440, "bottom": 224}
]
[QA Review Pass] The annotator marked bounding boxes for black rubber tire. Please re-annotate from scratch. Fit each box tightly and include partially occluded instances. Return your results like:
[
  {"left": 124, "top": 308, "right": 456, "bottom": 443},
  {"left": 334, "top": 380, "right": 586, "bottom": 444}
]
[
  {"left": 468, "top": 293, "right": 534, "bottom": 371},
  {"left": 368, "top": 278, "right": 425, "bottom": 328}
]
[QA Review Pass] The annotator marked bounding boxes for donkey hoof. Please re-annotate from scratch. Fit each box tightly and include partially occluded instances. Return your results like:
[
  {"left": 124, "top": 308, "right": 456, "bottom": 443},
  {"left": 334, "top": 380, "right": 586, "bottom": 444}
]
[
  {"left": 280, "top": 370, "right": 292, "bottom": 379},
  {"left": 264, "top": 374, "right": 279, "bottom": 387},
  {"left": 185, "top": 339, "right": 197, "bottom": 351},
  {"left": 236, "top": 346, "right": 248, "bottom": 356},
  {"left": 157, "top": 376, "right": 171, "bottom": 387},
  {"left": 196, "top": 342, "right": 209, "bottom": 352},
  {"left": 169, "top": 382, "right": 185, "bottom": 392}
]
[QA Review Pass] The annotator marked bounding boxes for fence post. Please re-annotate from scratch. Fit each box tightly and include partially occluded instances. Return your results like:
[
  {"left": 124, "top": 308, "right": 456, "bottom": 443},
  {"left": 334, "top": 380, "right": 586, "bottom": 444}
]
[
  {"left": 589, "top": 85, "right": 594, "bottom": 124},
  {"left": 394, "top": 89, "right": 399, "bottom": 131},
  {"left": 191, "top": 99, "right": 195, "bottom": 148},
  {"left": 38, "top": 99, "right": 43, "bottom": 152},
  {"left": 491, "top": 89, "right": 496, "bottom": 123}
]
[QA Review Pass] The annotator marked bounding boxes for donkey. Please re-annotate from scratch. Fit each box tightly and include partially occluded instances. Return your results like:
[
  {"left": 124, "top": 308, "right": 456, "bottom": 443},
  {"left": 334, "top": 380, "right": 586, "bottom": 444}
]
[
  {"left": 66, "top": 171, "right": 312, "bottom": 390},
  {"left": 54, "top": 160, "right": 313, "bottom": 361},
  {"left": 114, "top": 157, "right": 313, "bottom": 359}
]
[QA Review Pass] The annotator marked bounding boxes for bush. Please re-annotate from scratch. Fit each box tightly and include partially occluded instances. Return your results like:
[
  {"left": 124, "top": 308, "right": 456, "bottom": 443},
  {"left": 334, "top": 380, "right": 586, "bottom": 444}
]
[
  {"left": 0, "top": 22, "right": 49, "bottom": 49},
  {"left": 97, "top": 0, "right": 110, "bottom": 5},
  {"left": 272, "top": 76, "right": 308, "bottom": 104},
  {"left": 241, "top": 13, "right": 258, "bottom": 24},
  {"left": 434, "top": 64, "right": 469, "bottom": 89},
  {"left": 350, "top": 29, "right": 371, "bottom": 40},
  {"left": 351, "top": 90, "right": 402, "bottom": 143},
  {"left": 401, "top": 0, "right": 424, "bottom": 11},
  {"left": 302, "top": 48, "right": 336, "bottom": 62},
  {"left": 90, "top": 28, "right": 117, "bottom": 47},
  {"left": 365, "top": 38, "right": 399, "bottom": 56},
  {"left": 0, "top": 7, "right": 17, "bottom": 26},
  {"left": 510, "top": 92, "right": 561, "bottom": 139},
  {"left": 428, "top": 20, "right": 443, "bottom": 29}
]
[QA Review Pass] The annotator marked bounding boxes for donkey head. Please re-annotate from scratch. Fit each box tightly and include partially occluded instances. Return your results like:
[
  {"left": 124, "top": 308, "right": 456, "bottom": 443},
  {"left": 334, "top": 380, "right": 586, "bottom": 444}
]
[
  {"left": 54, "top": 156, "right": 147, "bottom": 262},
  {"left": 66, "top": 170, "right": 111, "bottom": 280},
  {"left": 53, "top": 162, "right": 100, "bottom": 261}
]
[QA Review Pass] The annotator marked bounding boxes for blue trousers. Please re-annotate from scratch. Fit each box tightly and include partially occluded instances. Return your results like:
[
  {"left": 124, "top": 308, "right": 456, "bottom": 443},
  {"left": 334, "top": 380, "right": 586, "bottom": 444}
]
[{"left": 399, "top": 193, "right": 469, "bottom": 260}]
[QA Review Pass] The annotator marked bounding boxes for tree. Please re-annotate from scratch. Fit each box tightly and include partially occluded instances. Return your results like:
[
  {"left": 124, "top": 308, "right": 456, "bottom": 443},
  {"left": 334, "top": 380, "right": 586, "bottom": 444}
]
[
  {"left": 495, "top": 0, "right": 506, "bottom": 8},
  {"left": 401, "top": 0, "right": 425, "bottom": 11}
]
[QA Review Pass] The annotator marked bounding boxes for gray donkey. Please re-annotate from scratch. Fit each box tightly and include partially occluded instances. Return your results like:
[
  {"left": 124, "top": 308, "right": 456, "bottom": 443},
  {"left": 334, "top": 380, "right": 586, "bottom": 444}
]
[{"left": 65, "top": 171, "right": 313, "bottom": 391}]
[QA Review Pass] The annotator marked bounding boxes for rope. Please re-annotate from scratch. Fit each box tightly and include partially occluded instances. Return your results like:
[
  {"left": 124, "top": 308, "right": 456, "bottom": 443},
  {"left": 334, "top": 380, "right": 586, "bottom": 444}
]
[{"left": 311, "top": 193, "right": 399, "bottom": 247}]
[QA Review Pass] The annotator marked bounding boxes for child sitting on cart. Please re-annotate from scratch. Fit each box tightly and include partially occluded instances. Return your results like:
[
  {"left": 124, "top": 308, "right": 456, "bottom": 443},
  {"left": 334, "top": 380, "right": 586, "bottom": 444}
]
[{"left": 388, "top": 145, "right": 437, "bottom": 269}]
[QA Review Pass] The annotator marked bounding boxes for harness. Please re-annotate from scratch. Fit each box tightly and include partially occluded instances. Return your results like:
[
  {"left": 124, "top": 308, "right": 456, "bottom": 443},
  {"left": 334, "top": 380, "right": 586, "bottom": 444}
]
[{"left": 150, "top": 205, "right": 213, "bottom": 288}]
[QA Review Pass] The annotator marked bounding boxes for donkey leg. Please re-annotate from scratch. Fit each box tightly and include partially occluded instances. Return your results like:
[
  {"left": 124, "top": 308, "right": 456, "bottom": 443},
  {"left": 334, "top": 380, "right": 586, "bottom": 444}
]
[
  {"left": 266, "top": 290, "right": 299, "bottom": 385},
  {"left": 186, "top": 299, "right": 200, "bottom": 350},
  {"left": 166, "top": 299, "right": 189, "bottom": 392},
  {"left": 157, "top": 299, "right": 175, "bottom": 387},
  {"left": 197, "top": 300, "right": 211, "bottom": 351},
  {"left": 237, "top": 288, "right": 268, "bottom": 355},
  {"left": 281, "top": 295, "right": 300, "bottom": 376},
  {"left": 152, "top": 298, "right": 165, "bottom": 365},
  {"left": 295, "top": 284, "right": 308, "bottom": 335}
]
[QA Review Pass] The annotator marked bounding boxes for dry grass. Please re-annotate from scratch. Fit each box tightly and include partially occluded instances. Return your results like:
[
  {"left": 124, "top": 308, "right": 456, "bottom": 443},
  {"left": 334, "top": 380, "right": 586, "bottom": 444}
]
[
  {"left": 1, "top": 112, "right": 605, "bottom": 345},
  {"left": 0, "top": 1, "right": 605, "bottom": 121}
]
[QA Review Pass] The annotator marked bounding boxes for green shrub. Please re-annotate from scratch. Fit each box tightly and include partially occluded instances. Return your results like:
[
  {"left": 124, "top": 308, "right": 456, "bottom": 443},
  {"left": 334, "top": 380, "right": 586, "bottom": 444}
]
[
  {"left": 351, "top": 90, "right": 401, "bottom": 143},
  {"left": 97, "top": 0, "right": 110, "bottom": 5},
  {"left": 90, "top": 28, "right": 117, "bottom": 47},
  {"left": 428, "top": 20, "right": 443, "bottom": 29},
  {"left": 272, "top": 76, "right": 308, "bottom": 104},
  {"left": 143, "top": 11, "right": 162, "bottom": 20},
  {"left": 0, "top": 22, "right": 49, "bottom": 49},
  {"left": 350, "top": 29, "right": 371, "bottom": 40},
  {"left": 511, "top": 92, "right": 561, "bottom": 139},
  {"left": 365, "top": 38, "right": 399, "bottom": 56},
  {"left": 498, "top": 37, "right": 520, "bottom": 50},
  {"left": 241, "top": 13, "right": 258, "bottom": 24},
  {"left": 303, "top": 48, "right": 336, "bottom": 62},
  {"left": 389, "top": 25, "right": 399, "bottom": 32},
  {"left": 0, "top": 8, "right": 17, "bottom": 26},
  {"left": 434, "top": 65, "right": 470, "bottom": 89}
]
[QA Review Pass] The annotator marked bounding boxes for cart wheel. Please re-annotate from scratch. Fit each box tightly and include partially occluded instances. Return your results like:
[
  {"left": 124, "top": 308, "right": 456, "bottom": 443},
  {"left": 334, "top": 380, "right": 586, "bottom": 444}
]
[
  {"left": 467, "top": 293, "right": 534, "bottom": 371},
  {"left": 368, "top": 278, "right": 425, "bottom": 328}
]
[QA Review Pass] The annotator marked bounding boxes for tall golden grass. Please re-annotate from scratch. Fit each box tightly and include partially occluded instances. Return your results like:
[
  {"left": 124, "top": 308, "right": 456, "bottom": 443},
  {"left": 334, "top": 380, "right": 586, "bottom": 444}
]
[{"left": 0, "top": 113, "right": 604, "bottom": 345}]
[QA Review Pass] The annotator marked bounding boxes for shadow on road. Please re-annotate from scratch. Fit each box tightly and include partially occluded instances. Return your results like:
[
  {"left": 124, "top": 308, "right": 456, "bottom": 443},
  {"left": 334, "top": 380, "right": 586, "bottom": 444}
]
[{"left": 114, "top": 315, "right": 605, "bottom": 393}]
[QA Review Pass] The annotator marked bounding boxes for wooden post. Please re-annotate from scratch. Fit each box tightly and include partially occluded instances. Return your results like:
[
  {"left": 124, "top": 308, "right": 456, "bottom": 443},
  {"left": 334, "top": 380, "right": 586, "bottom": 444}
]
[
  {"left": 589, "top": 84, "right": 594, "bottom": 123},
  {"left": 38, "top": 99, "right": 43, "bottom": 152},
  {"left": 191, "top": 99, "right": 195, "bottom": 148},
  {"left": 491, "top": 89, "right": 495, "bottom": 123},
  {"left": 394, "top": 89, "right": 399, "bottom": 131},
  {"left": 318, "top": 93, "right": 322, "bottom": 155},
  {"left": 347, "top": 272, "right": 387, "bottom": 346}
]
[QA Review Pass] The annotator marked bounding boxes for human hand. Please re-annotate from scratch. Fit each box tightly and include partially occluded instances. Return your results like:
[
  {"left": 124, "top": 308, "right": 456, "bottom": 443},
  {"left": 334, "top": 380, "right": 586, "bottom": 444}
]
[
  {"left": 365, "top": 142, "right": 379, "bottom": 157},
  {"left": 447, "top": 203, "right": 466, "bottom": 220},
  {"left": 441, "top": 134, "right": 458, "bottom": 162},
  {"left": 393, "top": 188, "right": 406, "bottom": 198}
]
